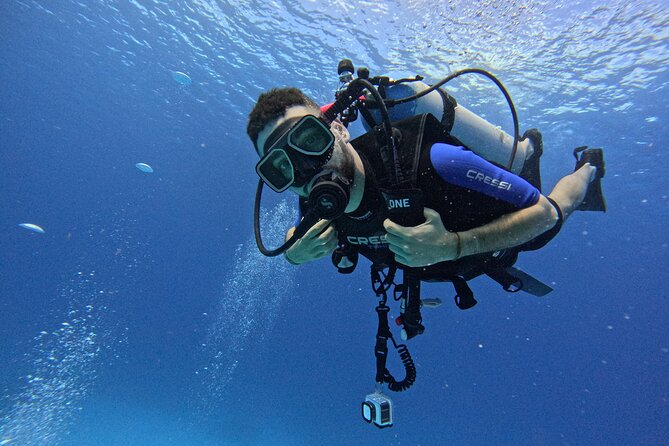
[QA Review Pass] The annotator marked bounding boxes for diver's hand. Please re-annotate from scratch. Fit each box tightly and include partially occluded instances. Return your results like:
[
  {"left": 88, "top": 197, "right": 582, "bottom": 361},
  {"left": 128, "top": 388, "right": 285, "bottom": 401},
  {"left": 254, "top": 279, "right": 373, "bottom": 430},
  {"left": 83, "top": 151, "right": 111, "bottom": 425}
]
[
  {"left": 284, "top": 219, "right": 338, "bottom": 265},
  {"left": 383, "top": 207, "right": 460, "bottom": 267}
]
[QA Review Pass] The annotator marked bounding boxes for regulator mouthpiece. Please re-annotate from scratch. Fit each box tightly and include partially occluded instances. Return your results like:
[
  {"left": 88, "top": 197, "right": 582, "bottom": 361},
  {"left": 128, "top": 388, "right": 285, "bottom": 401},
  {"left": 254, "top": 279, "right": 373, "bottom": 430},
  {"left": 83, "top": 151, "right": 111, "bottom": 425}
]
[{"left": 307, "top": 172, "right": 350, "bottom": 220}]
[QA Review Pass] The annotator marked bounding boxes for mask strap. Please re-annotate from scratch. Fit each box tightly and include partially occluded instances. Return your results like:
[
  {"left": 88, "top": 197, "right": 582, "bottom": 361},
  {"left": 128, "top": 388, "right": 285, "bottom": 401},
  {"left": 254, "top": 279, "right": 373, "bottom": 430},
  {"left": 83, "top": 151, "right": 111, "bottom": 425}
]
[{"left": 259, "top": 116, "right": 301, "bottom": 156}]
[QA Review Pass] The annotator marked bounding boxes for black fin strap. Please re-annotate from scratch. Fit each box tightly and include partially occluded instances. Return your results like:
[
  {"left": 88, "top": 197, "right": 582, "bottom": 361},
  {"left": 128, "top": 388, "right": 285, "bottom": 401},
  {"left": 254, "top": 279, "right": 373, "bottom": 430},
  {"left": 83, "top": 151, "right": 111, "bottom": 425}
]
[
  {"left": 452, "top": 276, "right": 478, "bottom": 310},
  {"left": 573, "top": 145, "right": 588, "bottom": 160}
]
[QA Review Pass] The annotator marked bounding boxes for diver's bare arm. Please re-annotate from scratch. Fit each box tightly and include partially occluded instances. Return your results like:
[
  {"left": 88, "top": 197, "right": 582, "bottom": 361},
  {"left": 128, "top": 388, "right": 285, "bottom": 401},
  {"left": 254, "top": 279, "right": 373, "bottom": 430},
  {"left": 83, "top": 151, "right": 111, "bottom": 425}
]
[
  {"left": 458, "top": 165, "right": 595, "bottom": 257},
  {"left": 458, "top": 194, "right": 558, "bottom": 257}
]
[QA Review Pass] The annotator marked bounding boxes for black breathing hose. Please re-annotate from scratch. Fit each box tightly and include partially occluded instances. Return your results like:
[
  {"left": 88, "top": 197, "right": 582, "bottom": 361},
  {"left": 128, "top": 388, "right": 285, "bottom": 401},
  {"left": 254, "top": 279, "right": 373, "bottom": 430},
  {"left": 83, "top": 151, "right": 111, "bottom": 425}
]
[{"left": 254, "top": 179, "right": 318, "bottom": 257}]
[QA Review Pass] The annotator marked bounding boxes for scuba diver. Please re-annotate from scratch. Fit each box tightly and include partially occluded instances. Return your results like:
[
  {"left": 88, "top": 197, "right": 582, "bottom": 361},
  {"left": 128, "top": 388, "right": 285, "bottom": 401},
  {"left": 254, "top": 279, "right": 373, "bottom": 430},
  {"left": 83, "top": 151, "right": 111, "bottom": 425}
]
[{"left": 246, "top": 61, "right": 606, "bottom": 427}]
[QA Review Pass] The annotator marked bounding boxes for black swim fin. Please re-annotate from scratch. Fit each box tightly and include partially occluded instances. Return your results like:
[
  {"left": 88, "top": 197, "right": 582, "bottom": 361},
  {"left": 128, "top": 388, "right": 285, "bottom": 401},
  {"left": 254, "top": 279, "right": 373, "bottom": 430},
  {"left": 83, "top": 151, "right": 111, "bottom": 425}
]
[
  {"left": 506, "top": 267, "right": 554, "bottom": 297},
  {"left": 486, "top": 266, "right": 554, "bottom": 297},
  {"left": 574, "top": 146, "right": 607, "bottom": 212}
]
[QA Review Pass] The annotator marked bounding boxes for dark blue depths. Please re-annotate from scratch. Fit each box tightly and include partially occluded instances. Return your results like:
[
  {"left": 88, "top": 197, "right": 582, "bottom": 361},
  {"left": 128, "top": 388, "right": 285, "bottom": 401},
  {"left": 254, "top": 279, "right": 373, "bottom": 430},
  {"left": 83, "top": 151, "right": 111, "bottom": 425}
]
[{"left": 1, "top": 1, "right": 667, "bottom": 445}]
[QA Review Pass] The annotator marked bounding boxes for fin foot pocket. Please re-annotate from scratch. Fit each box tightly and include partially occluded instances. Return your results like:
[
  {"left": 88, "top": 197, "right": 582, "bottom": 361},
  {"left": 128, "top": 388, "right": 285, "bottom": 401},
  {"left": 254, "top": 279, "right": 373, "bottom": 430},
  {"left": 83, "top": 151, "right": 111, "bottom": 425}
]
[
  {"left": 519, "top": 128, "right": 543, "bottom": 190},
  {"left": 574, "top": 147, "right": 606, "bottom": 212}
]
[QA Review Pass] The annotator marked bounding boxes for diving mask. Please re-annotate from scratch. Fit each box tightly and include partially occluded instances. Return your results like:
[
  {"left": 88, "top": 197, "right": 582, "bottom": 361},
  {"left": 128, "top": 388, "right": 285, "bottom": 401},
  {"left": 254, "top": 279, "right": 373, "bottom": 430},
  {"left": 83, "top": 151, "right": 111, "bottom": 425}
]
[{"left": 256, "top": 115, "right": 336, "bottom": 193}]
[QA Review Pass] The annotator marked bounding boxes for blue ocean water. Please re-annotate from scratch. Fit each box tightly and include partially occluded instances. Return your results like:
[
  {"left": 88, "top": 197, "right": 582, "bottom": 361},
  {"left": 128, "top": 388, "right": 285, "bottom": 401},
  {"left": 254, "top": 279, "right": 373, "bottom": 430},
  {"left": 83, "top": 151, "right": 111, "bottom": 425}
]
[{"left": 1, "top": 0, "right": 668, "bottom": 444}]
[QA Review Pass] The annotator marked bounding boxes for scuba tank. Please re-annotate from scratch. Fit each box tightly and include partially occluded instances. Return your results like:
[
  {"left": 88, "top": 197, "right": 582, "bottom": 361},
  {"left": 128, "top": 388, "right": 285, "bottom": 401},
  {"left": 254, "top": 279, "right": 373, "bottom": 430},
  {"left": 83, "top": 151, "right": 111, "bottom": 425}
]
[{"left": 338, "top": 64, "right": 536, "bottom": 175}]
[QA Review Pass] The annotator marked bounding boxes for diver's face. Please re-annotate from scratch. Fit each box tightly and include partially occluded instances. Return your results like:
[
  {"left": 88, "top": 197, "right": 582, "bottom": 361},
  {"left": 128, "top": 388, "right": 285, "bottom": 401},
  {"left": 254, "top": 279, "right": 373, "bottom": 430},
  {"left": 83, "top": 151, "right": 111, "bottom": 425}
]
[
  {"left": 256, "top": 105, "right": 321, "bottom": 157},
  {"left": 256, "top": 106, "right": 353, "bottom": 197}
]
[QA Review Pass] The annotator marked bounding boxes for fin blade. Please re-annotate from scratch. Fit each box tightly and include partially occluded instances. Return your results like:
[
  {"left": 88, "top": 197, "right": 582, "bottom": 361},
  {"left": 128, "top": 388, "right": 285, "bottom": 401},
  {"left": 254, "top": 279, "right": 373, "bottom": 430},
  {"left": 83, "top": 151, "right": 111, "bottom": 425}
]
[{"left": 507, "top": 267, "right": 553, "bottom": 297}]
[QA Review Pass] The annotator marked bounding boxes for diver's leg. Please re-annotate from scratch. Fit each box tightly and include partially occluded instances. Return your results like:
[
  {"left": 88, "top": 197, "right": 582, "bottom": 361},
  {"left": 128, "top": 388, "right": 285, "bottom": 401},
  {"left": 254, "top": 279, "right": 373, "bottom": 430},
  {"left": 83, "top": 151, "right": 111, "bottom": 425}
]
[{"left": 547, "top": 164, "right": 596, "bottom": 220}]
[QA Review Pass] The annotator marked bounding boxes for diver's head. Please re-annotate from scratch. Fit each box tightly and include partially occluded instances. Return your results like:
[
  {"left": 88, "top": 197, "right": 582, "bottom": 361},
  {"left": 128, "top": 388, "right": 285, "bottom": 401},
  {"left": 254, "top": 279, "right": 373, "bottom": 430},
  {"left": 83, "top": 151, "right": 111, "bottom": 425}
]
[
  {"left": 250, "top": 89, "right": 357, "bottom": 258},
  {"left": 247, "top": 87, "right": 321, "bottom": 153},
  {"left": 248, "top": 88, "right": 354, "bottom": 197}
]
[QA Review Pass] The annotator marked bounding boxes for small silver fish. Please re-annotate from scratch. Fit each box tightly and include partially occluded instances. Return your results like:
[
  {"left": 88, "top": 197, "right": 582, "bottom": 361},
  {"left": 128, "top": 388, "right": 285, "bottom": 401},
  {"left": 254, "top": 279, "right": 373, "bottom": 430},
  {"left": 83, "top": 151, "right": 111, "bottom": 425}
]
[
  {"left": 421, "top": 298, "right": 442, "bottom": 308},
  {"left": 171, "top": 71, "right": 192, "bottom": 86},
  {"left": 135, "top": 163, "right": 154, "bottom": 173},
  {"left": 18, "top": 223, "right": 45, "bottom": 234}
]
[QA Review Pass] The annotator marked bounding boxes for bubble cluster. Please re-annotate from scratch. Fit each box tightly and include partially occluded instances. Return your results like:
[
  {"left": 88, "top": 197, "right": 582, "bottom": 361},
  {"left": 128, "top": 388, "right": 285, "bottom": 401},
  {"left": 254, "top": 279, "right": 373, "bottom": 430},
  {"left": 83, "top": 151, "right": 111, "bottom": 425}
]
[
  {"left": 0, "top": 211, "right": 146, "bottom": 444},
  {"left": 0, "top": 273, "right": 106, "bottom": 445},
  {"left": 195, "top": 201, "right": 298, "bottom": 408}
]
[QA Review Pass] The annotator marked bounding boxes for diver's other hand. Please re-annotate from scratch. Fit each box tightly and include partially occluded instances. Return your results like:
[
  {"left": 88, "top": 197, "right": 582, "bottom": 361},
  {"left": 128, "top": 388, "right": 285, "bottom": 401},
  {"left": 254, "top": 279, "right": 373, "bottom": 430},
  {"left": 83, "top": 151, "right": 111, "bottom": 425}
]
[
  {"left": 284, "top": 219, "right": 338, "bottom": 265},
  {"left": 384, "top": 207, "right": 459, "bottom": 267}
]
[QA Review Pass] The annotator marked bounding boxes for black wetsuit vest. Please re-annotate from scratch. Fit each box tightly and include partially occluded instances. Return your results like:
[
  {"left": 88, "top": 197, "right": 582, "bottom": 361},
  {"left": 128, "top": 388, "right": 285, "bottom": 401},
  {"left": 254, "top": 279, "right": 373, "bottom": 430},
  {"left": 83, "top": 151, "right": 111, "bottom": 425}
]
[{"left": 331, "top": 113, "right": 531, "bottom": 281}]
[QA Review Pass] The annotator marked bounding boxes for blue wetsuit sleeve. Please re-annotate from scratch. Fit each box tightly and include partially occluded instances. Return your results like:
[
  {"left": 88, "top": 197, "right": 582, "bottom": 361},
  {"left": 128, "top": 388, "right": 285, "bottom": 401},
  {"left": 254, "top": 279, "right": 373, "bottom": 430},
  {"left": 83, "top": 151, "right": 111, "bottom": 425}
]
[{"left": 430, "top": 143, "right": 540, "bottom": 208}]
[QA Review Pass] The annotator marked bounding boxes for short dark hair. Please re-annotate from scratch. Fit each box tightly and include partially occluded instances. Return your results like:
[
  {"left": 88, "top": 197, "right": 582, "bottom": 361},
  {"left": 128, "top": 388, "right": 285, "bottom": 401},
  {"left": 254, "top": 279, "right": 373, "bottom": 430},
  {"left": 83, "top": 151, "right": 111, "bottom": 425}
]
[{"left": 247, "top": 87, "right": 319, "bottom": 149}]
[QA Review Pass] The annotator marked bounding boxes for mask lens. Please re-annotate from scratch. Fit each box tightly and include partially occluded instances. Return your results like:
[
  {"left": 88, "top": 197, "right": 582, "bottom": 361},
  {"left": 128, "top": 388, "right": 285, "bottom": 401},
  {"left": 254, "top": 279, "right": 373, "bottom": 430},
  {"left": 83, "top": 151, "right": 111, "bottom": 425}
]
[
  {"left": 289, "top": 116, "right": 334, "bottom": 154},
  {"left": 256, "top": 149, "right": 294, "bottom": 192}
]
